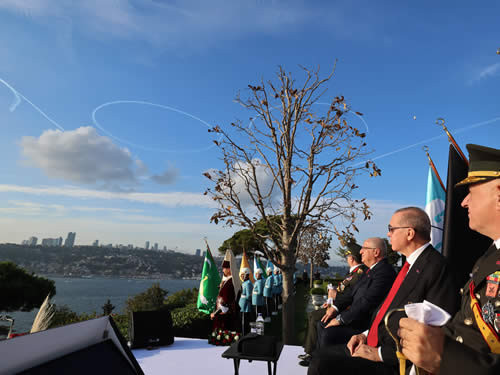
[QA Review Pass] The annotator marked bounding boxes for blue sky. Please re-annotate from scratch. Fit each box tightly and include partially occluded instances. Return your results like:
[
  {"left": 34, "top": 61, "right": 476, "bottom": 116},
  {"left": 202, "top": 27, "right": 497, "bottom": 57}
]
[{"left": 0, "top": 1, "right": 498, "bottom": 264}]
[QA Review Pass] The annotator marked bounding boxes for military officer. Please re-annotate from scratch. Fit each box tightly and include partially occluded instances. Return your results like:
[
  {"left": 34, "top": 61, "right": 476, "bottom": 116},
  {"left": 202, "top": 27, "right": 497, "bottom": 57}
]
[
  {"left": 298, "top": 241, "right": 367, "bottom": 363},
  {"left": 399, "top": 144, "right": 500, "bottom": 375}
]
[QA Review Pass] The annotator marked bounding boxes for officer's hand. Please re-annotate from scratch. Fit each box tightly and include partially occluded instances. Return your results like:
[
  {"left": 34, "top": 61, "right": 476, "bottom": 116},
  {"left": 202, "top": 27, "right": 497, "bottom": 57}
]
[
  {"left": 210, "top": 312, "right": 215, "bottom": 319},
  {"left": 320, "top": 307, "right": 336, "bottom": 323},
  {"left": 325, "top": 318, "right": 340, "bottom": 328},
  {"left": 352, "top": 344, "right": 381, "bottom": 362},
  {"left": 399, "top": 318, "right": 444, "bottom": 374},
  {"left": 321, "top": 302, "right": 329, "bottom": 309},
  {"left": 346, "top": 333, "right": 366, "bottom": 355}
]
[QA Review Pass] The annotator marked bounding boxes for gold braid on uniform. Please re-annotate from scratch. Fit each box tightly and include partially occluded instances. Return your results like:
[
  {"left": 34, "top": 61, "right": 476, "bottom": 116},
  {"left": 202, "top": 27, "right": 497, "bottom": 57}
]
[{"left": 469, "top": 281, "right": 500, "bottom": 353}]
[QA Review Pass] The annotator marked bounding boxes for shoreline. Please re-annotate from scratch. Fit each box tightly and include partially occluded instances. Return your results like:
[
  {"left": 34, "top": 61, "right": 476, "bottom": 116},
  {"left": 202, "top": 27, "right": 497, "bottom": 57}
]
[{"left": 38, "top": 274, "right": 201, "bottom": 281}]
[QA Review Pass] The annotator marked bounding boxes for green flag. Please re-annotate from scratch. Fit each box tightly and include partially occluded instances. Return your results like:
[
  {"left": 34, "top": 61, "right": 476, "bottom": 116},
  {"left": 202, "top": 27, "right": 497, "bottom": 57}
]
[
  {"left": 197, "top": 248, "right": 221, "bottom": 314},
  {"left": 254, "top": 255, "right": 267, "bottom": 278}
]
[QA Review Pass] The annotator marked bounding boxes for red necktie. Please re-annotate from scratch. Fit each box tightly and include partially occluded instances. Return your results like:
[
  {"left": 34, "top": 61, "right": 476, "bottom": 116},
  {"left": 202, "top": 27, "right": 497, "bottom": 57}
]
[{"left": 366, "top": 261, "right": 410, "bottom": 347}]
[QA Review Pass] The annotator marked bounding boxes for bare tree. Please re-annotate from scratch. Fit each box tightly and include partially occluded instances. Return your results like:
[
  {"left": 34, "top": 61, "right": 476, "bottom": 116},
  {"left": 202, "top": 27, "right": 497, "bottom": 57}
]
[
  {"left": 204, "top": 65, "right": 380, "bottom": 343},
  {"left": 297, "top": 226, "right": 331, "bottom": 289}
]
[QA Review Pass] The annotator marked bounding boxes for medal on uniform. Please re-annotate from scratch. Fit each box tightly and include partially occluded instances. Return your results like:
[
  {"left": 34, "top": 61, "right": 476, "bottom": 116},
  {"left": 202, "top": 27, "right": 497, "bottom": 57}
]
[
  {"left": 482, "top": 300, "right": 495, "bottom": 325},
  {"left": 486, "top": 271, "right": 500, "bottom": 297},
  {"left": 495, "top": 313, "right": 500, "bottom": 334}
]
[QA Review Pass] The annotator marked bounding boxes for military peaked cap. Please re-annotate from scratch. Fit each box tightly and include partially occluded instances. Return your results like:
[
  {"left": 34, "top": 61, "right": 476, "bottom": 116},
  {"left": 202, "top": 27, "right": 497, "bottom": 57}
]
[
  {"left": 345, "top": 242, "right": 362, "bottom": 263},
  {"left": 456, "top": 144, "right": 500, "bottom": 187}
]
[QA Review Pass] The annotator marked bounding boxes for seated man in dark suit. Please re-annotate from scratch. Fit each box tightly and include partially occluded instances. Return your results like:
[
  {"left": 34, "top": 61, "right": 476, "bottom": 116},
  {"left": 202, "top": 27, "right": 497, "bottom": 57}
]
[
  {"left": 308, "top": 206, "right": 460, "bottom": 375},
  {"left": 298, "top": 241, "right": 367, "bottom": 363},
  {"left": 300, "top": 237, "right": 397, "bottom": 367}
]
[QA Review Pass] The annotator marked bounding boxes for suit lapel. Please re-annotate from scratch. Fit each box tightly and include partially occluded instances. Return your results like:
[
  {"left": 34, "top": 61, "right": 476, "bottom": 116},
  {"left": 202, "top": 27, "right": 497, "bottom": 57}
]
[{"left": 389, "top": 246, "right": 433, "bottom": 308}]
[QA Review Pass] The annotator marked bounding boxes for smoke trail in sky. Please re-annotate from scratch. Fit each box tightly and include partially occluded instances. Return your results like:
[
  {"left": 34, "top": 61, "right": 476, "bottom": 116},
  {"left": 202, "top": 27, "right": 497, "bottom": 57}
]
[
  {"left": 1, "top": 77, "right": 498, "bottom": 159},
  {"left": 0, "top": 77, "right": 65, "bottom": 131},
  {"left": 356, "top": 116, "right": 500, "bottom": 166},
  {"left": 91, "top": 100, "right": 219, "bottom": 153}
]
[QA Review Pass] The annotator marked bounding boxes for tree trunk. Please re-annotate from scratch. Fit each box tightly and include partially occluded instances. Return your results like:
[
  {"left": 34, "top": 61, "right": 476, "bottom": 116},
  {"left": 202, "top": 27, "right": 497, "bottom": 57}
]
[
  {"left": 309, "top": 259, "right": 313, "bottom": 289},
  {"left": 281, "top": 256, "right": 295, "bottom": 345}
]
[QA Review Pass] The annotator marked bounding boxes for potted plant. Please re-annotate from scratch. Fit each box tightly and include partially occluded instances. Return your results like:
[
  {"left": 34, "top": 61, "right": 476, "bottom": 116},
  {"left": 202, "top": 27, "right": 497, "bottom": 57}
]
[{"left": 309, "top": 287, "right": 327, "bottom": 309}]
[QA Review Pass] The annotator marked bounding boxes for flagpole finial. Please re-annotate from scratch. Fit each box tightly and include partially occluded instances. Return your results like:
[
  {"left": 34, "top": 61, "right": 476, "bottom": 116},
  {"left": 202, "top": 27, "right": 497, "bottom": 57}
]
[
  {"left": 435, "top": 117, "right": 469, "bottom": 165},
  {"left": 436, "top": 118, "right": 446, "bottom": 129},
  {"left": 423, "top": 145, "right": 432, "bottom": 164}
]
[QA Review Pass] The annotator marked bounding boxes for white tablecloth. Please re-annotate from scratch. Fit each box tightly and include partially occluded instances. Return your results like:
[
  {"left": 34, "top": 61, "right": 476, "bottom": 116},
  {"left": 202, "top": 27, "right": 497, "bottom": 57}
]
[{"left": 133, "top": 337, "right": 307, "bottom": 375}]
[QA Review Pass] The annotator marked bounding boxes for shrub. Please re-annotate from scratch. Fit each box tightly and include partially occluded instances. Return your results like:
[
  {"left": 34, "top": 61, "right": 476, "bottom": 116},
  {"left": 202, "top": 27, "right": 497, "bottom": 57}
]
[
  {"left": 164, "top": 288, "right": 198, "bottom": 310},
  {"left": 171, "top": 303, "right": 211, "bottom": 339},
  {"left": 310, "top": 287, "right": 326, "bottom": 295},
  {"left": 49, "top": 305, "right": 97, "bottom": 329},
  {"left": 111, "top": 313, "right": 129, "bottom": 340},
  {"left": 0, "top": 261, "right": 56, "bottom": 312},
  {"left": 313, "top": 279, "right": 323, "bottom": 286},
  {"left": 125, "top": 283, "right": 168, "bottom": 313}
]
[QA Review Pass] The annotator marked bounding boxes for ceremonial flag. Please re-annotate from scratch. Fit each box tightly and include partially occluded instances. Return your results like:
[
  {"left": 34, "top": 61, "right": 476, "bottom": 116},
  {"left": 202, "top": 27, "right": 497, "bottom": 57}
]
[
  {"left": 239, "top": 251, "right": 255, "bottom": 283},
  {"left": 254, "top": 255, "right": 267, "bottom": 278},
  {"left": 197, "top": 248, "right": 221, "bottom": 314},
  {"left": 266, "top": 259, "right": 274, "bottom": 272},
  {"left": 442, "top": 145, "right": 491, "bottom": 286},
  {"left": 425, "top": 166, "right": 446, "bottom": 251}
]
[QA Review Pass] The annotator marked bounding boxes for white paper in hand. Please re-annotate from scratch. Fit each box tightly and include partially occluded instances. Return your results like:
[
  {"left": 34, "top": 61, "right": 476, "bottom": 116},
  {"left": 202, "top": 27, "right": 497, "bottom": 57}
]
[
  {"left": 404, "top": 300, "right": 451, "bottom": 326},
  {"left": 405, "top": 300, "right": 451, "bottom": 375}
]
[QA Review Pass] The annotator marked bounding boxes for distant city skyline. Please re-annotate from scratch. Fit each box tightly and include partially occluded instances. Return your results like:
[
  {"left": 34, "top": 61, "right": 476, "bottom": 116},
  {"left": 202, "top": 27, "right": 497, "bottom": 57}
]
[{"left": 11, "top": 231, "right": 204, "bottom": 255}]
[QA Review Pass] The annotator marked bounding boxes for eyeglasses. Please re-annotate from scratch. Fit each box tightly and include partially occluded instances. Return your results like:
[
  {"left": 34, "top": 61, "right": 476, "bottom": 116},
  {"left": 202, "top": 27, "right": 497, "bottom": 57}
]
[
  {"left": 360, "top": 246, "right": 377, "bottom": 250},
  {"left": 387, "top": 225, "right": 412, "bottom": 233}
]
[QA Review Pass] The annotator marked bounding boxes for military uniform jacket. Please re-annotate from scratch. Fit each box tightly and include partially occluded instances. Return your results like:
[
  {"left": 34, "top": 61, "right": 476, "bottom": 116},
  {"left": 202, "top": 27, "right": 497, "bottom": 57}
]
[
  {"left": 252, "top": 278, "right": 265, "bottom": 306},
  {"left": 239, "top": 279, "right": 253, "bottom": 313},
  {"left": 441, "top": 243, "right": 500, "bottom": 375},
  {"left": 373, "top": 245, "right": 460, "bottom": 369},
  {"left": 272, "top": 274, "right": 281, "bottom": 295},
  {"left": 335, "top": 258, "right": 396, "bottom": 330},
  {"left": 264, "top": 274, "right": 274, "bottom": 298},
  {"left": 336, "top": 264, "right": 367, "bottom": 297}
]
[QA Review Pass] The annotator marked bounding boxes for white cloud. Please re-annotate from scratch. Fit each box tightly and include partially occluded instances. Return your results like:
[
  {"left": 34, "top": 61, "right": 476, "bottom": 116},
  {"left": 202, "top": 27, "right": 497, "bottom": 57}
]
[
  {"left": 0, "top": 1, "right": 374, "bottom": 49},
  {"left": 206, "top": 159, "right": 280, "bottom": 209},
  {"left": 469, "top": 62, "right": 500, "bottom": 84},
  {"left": 0, "top": 184, "right": 215, "bottom": 208},
  {"left": 151, "top": 165, "right": 179, "bottom": 185},
  {"left": 478, "top": 63, "right": 500, "bottom": 81},
  {"left": 135, "top": 159, "right": 149, "bottom": 177},
  {"left": 6, "top": 200, "right": 145, "bottom": 214},
  {"left": 20, "top": 126, "right": 143, "bottom": 187}
]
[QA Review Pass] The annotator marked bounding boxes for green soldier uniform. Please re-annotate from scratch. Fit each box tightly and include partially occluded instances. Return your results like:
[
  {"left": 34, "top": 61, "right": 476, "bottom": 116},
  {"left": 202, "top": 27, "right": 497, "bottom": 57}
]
[
  {"left": 301, "top": 242, "right": 367, "bottom": 358},
  {"left": 439, "top": 144, "right": 500, "bottom": 375}
]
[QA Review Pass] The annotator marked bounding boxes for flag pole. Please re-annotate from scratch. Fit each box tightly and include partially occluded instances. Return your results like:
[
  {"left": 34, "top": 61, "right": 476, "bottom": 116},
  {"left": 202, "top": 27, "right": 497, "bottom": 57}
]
[
  {"left": 423, "top": 146, "right": 446, "bottom": 192},
  {"left": 435, "top": 118, "right": 468, "bottom": 165},
  {"left": 204, "top": 237, "right": 212, "bottom": 254}
]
